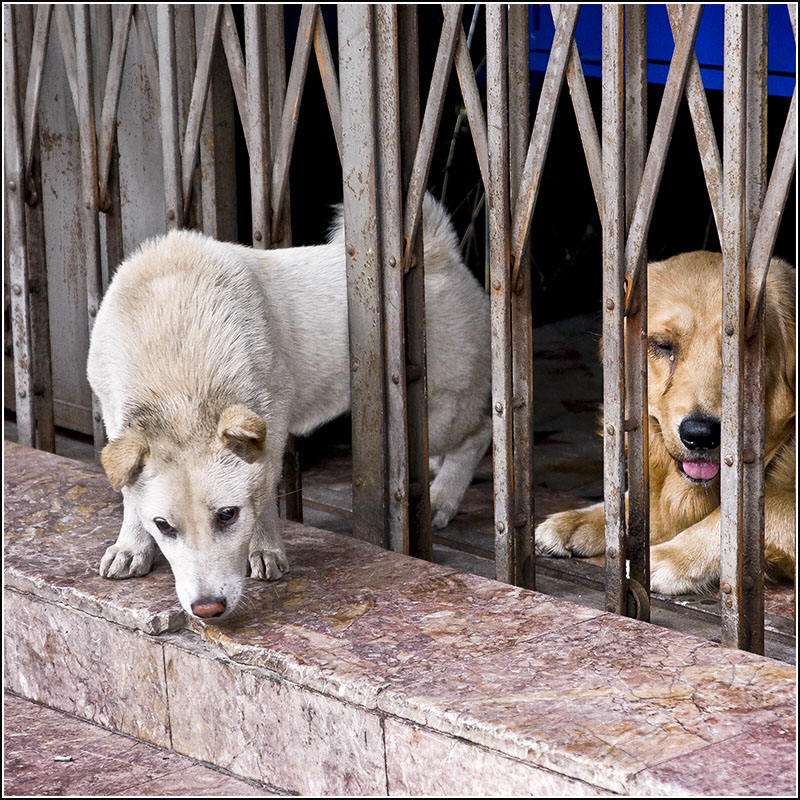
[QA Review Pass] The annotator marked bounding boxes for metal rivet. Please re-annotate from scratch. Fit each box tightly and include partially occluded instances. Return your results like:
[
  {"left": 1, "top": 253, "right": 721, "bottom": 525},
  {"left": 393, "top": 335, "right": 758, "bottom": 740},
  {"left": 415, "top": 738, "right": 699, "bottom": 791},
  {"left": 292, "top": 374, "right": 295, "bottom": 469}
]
[
  {"left": 346, "top": 244, "right": 356, "bottom": 257},
  {"left": 351, "top": 357, "right": 359, "bottom": 372},
  {"left": 725, "top": 324, "right": 735, "bottom": 336},
  {"left": 725, "top": 597, "right": 734, "bottom": 609},
  {"left": 392, "top": 372, "right": 400, "bottom": 385},
  {"left": 254, "top": 230, "right": 262, "bottom": 242},
  {"left": 389, "top": 256, "right": 396, "bottom": 268},
  {"left": 354, "top": 476, "right": 363, "bottom": 488},
  {"left": 89, "top": 306, "right": 96, "bottom": 317},
  {"left": 12, "top": 284, "right": 22, "bottom": 296},
  {"left": 607, "top": 547, "right": 618, "bottom": 559},
  {"left": 8, "top": 180, "right": 17, "bottom": 191},
  {"left": 721, "top": 582, "right": 732, "bottom": 594},
  {"left": 742, "top": 449, "right": 756, "bottom": 464},
  {"left": 19, "top": 389, "right": 27, "bottom": 399},
  {"left": 606, "top": 424, "right": 615, "bottom": 436},
  {"left": 724, "top": 456, "right": 734, "bottom": 467},
  {"left": 492, "top": 279, "right": 501, "bottom": 290},
  {"left": 496, "top": 521, "right": 505, "bottom": 533},
  {"left": 494, "top": 402, "right": 503, "bottom": 414},
  {"left": 167, "top": 209, "right": 176, "bottom": 221},
  {"left": 606, "top": 298, "right": 615, "bottom": 311},
  {"left": 394, "top": 489, "right": 403, "bottom": 502}
]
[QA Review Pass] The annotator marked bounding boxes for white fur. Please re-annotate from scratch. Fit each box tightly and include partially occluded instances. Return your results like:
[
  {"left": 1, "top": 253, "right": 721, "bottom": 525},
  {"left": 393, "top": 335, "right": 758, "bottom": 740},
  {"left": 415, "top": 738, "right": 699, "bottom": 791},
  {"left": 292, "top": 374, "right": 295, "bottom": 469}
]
[{"left": 88, "top": 194, "right": 490, "bottom": 618}]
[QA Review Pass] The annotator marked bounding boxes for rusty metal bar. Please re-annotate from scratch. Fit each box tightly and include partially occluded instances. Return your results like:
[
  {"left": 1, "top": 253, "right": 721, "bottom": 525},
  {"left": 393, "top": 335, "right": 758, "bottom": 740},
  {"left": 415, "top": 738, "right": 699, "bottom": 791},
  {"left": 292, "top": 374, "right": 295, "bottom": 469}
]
[
  {"left": 509, "top": 3, "right": 534, "bottom": 588},
  {"left": 219, "top": 4, "right": 249, "bottom": 152},
  {"left": 97, "top": 5, "right": 132, "bottom": 204},
  {"left": 270, "top": 3, "right": 318, "bottom": 239},
  {"left": 54, "top": 5, "right": 80, "bottom": 119},
  {"left": 157, "top": 5, "right": 182, "bottom": 230},
  {"left": 624, "top": 4, "right": 702, "bottom": 312},
  {"left": 554, "top": 3, "right": 604, "bottom": 216},
  {"left": 73, "top": 4, "right": 105, "bottom": 454},
  {"left": 509, "top": 4, "right": 578, "bottom": 280},
  {"left": 338, "top": 4, "right": 389, "bottom": 546},
  {"left": 398, "top": 4, "right": 433, "bottom": 562},
  {"left": 601, "top": 4, "right": 627, "bottom": 615},
  {"left": 452, "top": 10, "right": 489, "bottom": 192},
  {"left": 22, "top": 5, "right": 52, "bottom": 185},
  {"left": 667, "top": 4, "right": 724, "bottom": 239},
  {"left": 314, "top": 10, "right": 342, "bottom": 163},
  {"left": 132, "top": 5, "right": 160, "bottom": 108},
  {"left": 486, "top": 4, "right": 514, "bottom": 583},
  {"left": 745, "top": 86, "right": 797, "bottom": 336},
  {"left": 374, "top": 5, "right": 411, "bottom": 554},
  {"left": 265, "top": 4, "right": 288, "bottom": 192},
  {"left": 4, "top": 4, "right": 37, "bottom": 448},
  {"left": 404, "top": 4, "right": 463, "bottom": 255},
  {"left": 180, "top": 4, "right": 221, "bottom": 220},
  {"left": 623, "top": 3, "right": 650, "bottom": 620},
  {"left": 720, "top": 4, "right": 748, "bottom": 650}
]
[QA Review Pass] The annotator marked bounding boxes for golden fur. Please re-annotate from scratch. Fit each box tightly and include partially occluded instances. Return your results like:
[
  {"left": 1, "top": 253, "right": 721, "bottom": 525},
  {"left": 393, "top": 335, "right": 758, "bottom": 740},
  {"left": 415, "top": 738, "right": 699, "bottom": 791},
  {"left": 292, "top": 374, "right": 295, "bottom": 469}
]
[{"left": 535, "top": 251, "right": 796, "bottom": 595}]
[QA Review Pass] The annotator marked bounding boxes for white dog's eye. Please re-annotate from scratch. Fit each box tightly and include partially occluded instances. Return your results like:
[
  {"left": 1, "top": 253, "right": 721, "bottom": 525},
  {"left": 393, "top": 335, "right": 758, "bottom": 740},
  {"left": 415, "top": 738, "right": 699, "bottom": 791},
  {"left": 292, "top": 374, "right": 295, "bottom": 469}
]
[
  {"left": 153, "top": 517, "right": 177, "bottom": 536},
  {"left": 216, "top": 506, "right": 239, "bottom": 524}
]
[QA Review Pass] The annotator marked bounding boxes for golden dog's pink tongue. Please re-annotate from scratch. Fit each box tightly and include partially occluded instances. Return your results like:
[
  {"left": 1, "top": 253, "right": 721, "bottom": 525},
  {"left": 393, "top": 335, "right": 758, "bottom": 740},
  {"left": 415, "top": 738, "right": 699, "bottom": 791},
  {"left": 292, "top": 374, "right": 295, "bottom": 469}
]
[{"left": 683, "top": 460, "right": 720, "bottom": 480}]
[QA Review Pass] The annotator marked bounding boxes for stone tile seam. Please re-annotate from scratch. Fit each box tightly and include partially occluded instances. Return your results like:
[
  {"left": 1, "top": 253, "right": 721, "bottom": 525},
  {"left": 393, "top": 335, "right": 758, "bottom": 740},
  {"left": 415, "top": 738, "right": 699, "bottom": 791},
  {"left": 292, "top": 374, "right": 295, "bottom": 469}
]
[{"left": 3, "top": 690, "right": 293, "bottom": 797}]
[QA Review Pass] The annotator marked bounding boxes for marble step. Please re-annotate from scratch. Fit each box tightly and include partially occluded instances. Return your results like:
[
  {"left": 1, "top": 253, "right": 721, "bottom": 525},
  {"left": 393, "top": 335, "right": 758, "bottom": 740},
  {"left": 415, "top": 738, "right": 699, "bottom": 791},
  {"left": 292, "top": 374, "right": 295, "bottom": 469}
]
[{"left": 4, "top": 442, "right": 796, "bottom": 796}]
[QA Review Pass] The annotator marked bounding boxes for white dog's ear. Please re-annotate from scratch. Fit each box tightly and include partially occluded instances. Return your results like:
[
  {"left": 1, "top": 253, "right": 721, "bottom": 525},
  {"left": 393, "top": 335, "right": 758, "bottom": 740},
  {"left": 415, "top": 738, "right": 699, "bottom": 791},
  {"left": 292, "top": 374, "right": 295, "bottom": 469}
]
[
  {"left": 101, "top": 428, "right": 149, "bottom": 491},
  {"left": 218, "top": 405, "right": 266, "bottom": 462}
]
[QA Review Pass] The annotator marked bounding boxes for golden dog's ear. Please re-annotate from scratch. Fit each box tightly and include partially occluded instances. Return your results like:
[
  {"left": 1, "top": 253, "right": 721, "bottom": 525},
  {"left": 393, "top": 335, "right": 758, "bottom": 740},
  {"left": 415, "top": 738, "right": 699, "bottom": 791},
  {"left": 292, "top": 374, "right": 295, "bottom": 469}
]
[
  {"left": 218, "top": 405, "right": 266, "bottom": 462},
  {"left": 101, "top": 428, "right": 149, "bottom": 491}
]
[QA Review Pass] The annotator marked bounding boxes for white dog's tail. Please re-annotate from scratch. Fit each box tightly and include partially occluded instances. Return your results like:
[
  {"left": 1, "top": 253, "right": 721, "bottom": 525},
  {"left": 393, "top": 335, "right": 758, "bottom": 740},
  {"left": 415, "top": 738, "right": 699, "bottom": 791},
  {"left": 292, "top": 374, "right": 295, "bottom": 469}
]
[{"left": 327, "top": 193, "right": 462, "bottom": 275}]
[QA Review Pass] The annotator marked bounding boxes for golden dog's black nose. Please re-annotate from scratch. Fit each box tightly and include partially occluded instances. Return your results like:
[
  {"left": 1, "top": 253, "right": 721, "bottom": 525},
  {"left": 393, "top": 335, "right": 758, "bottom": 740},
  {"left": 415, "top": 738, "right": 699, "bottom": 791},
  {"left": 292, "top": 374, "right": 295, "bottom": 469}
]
[
  {"left": 191, "top": 597, "right": 227, "bottom": 618},
  {"left": 679, "top": 417, "right": 720, "bottom": 451}
]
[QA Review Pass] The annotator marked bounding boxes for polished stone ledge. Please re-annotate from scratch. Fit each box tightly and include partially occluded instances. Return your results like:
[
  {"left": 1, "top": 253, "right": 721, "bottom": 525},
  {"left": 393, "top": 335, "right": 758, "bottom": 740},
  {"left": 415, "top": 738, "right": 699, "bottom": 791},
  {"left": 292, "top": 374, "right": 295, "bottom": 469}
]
[{"left": 4, "top": 443, "right": 797, "bottom": 796}]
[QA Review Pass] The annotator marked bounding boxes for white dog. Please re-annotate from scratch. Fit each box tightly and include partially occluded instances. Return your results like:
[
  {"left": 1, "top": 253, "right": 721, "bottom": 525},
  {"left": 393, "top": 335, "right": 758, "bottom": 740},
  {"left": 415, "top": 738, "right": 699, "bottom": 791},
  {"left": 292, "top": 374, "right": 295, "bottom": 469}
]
[{"left": 88, "top": 195, "right": 490, "bottom": 619}]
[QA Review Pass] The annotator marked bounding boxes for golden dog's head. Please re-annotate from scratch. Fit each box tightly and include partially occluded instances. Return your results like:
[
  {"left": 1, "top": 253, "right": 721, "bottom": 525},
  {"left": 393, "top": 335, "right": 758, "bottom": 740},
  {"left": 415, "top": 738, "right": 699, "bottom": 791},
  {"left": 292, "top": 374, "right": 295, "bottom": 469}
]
[{"left": 646, "top": 251, "right": 795, "bottom": 486}]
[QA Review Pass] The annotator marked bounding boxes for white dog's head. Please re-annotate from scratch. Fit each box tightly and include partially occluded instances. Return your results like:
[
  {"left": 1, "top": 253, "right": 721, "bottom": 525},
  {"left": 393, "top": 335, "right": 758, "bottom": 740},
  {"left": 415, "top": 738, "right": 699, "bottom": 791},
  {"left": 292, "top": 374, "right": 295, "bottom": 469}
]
[{"left": 102, "top": 404, "right": 271, "bottom": 619}]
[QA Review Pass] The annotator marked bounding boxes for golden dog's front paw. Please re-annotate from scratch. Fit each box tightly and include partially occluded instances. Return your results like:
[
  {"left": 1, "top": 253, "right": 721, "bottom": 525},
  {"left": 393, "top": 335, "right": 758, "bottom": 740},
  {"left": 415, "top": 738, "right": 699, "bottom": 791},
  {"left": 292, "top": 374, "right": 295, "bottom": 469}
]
[
  {"left": 650, "top": 540, "right": 718, "bottom": 595},
  {"left": 534, "top": 502, "right": 605, "bottom": 557}
]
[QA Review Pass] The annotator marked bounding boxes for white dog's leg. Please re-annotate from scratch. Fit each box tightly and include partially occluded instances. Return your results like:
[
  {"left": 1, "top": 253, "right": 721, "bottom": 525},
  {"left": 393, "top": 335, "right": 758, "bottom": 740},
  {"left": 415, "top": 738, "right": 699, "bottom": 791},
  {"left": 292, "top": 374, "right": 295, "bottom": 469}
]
[
  {"left": 429, "top": 419, "right": 491, "bottom": 528},
  {"left": 248, "top": 500, "right": 290, "bottom": 580},
  {"left": 99, "top": 498, "right": 155, "bottom": 578}
]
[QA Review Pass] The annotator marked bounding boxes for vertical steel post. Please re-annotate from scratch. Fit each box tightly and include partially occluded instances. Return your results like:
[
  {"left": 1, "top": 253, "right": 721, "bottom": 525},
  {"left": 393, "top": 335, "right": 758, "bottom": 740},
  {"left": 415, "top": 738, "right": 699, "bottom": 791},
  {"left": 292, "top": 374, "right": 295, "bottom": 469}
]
[
  {"left": 398, "top": 4, "right": 433, "bottom": 562},
  {"left": 720, "top": 4, "right": 748, "bottom": 650},
  {"left": 486, "top": 5, "right": 514, "bottom": 583},
  {"left": 158, "top": 5, "right": 182, "bottom": 231},
  {"left": 601, "top": 4, "right": 627, "bottom": 615},
  {"left": 508, "top": 3, "right": 534, "bottom": 588},
  {"left": 338, "top": 5, "right": 389, "bottom": 546},
  {"left": 623, "top": 4, "right": 650, "bottom": 620}
]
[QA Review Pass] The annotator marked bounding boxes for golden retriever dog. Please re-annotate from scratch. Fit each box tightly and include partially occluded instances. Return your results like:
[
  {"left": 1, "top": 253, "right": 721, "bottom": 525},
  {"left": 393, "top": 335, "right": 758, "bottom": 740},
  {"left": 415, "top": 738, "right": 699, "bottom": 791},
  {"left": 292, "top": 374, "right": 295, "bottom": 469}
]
[{"left": 535, "top": 251, "right": 795, "bottom": 595}]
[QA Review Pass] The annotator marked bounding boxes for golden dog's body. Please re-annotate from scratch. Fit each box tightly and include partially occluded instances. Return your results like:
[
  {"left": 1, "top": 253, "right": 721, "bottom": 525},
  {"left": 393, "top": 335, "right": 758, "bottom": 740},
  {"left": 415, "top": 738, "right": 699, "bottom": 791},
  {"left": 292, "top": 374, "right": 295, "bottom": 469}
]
[{"left": 536, "top": 251, "right": 795, "bottom": 595}]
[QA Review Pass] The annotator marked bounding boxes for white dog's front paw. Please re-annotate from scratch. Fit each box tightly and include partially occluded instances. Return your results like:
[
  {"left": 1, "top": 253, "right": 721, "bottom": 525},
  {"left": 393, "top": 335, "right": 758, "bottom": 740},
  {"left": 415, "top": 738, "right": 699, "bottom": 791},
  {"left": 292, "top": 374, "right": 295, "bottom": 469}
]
[
  {"left": 429, "top": 487, "right": 458, "bottom": 529},
  {"left": 248, "top": 547, "right": 289, "bottom": 581},
  {"left": 99, "top": 540, "right": 155, "bottom": 578}
]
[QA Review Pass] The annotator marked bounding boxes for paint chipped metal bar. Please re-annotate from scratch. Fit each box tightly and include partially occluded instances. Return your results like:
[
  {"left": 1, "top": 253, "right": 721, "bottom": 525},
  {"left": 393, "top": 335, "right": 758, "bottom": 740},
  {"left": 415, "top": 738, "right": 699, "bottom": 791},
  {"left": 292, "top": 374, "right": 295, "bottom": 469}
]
[
  {"left": 601, "top": 4, "right": 627, "bottom": 615},
  {"left": 624, "top": 4, "right": 702, "bottom": 311},
  {"left": 509, "top": 4, "right": 578, "bottom": 282},
  {"left": 132, "top": 5, "right": 160, "bottom": 108},
  {"left": 745, "top": 87, "right": 797, "bottom": 337},
  {"left": 509, "top": 3, "right": 534, "bottom": 588},
  {"left": 4, "top": 4, "right": 37, "bottom": 448},
  {"left": 180, "top": 5, "right": 221, "bottom": 220},
  {"left": 97, "top": 5, "right": 132, "bottom": 205},
  {"left": 314, "top": 11, "right": 343, "bottom": 163},
  {"left": 22, "top": 5, "right": 52, "bottom": 186},
  {"left": 486, "top": 4, "right": 514, "bottom": 583},
  {"left": 374, "top": 4, "right": 411, "bottom": 554},
  {"left": 404, "top": 4, "right": 463, "bottom": 256},
  {"left": 667, "top": 4, "right": 723, "bottom": 238},
  {"left": 398, "top": 4, "right": 433, "bottom": 561},
  {"left": 54, "top": 5, "right": 80, "bottom": 121},
  {"left": 74, "top": 4, "right": 105, "bottom": 454},
  {"left": 157, "top": 5, "right": 182, "bottom": 230},
  {"left": 219, "top": 5, "right": 249, "bottom": 152},
  {"left": 720, "top": 4, "right": 748, "bottom": 650},
  {"left": 338, "top": 4, "right": 389, "bottom": 546},
  {"left": 270, "top": 3, "right": 318, "bottom": 240},
  {"left": 623, "top": 3, "right": 650, "bottom": 620}
]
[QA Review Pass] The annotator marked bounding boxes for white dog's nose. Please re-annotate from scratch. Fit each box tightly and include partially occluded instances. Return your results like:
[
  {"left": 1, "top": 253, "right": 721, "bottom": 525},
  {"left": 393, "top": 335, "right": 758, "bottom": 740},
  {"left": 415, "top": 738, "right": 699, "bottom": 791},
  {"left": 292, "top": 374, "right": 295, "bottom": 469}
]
[{"left": 191, "top": 597, "right": 227, "bottom": 618}]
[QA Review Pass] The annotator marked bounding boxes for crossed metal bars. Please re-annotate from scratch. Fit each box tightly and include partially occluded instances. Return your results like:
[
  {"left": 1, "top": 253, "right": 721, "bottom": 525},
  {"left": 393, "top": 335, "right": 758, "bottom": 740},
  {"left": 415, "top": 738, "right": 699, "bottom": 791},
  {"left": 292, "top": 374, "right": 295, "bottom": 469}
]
[{"left": 4, "top": 4, "right": 796, "bottom": 653}]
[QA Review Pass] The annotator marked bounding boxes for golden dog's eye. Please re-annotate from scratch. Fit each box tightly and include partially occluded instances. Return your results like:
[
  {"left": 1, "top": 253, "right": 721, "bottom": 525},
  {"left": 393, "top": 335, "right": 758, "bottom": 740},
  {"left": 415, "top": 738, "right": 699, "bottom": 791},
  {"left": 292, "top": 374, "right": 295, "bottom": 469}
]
[
  {"left": 153, "top": 517, "right": 176, "bottom": 536},
  {"left": 649, "top": 339, "right": 675, "bottom": 361},
  {"left": 217, "top": 506, "right": 239, "bottom": 524}
]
